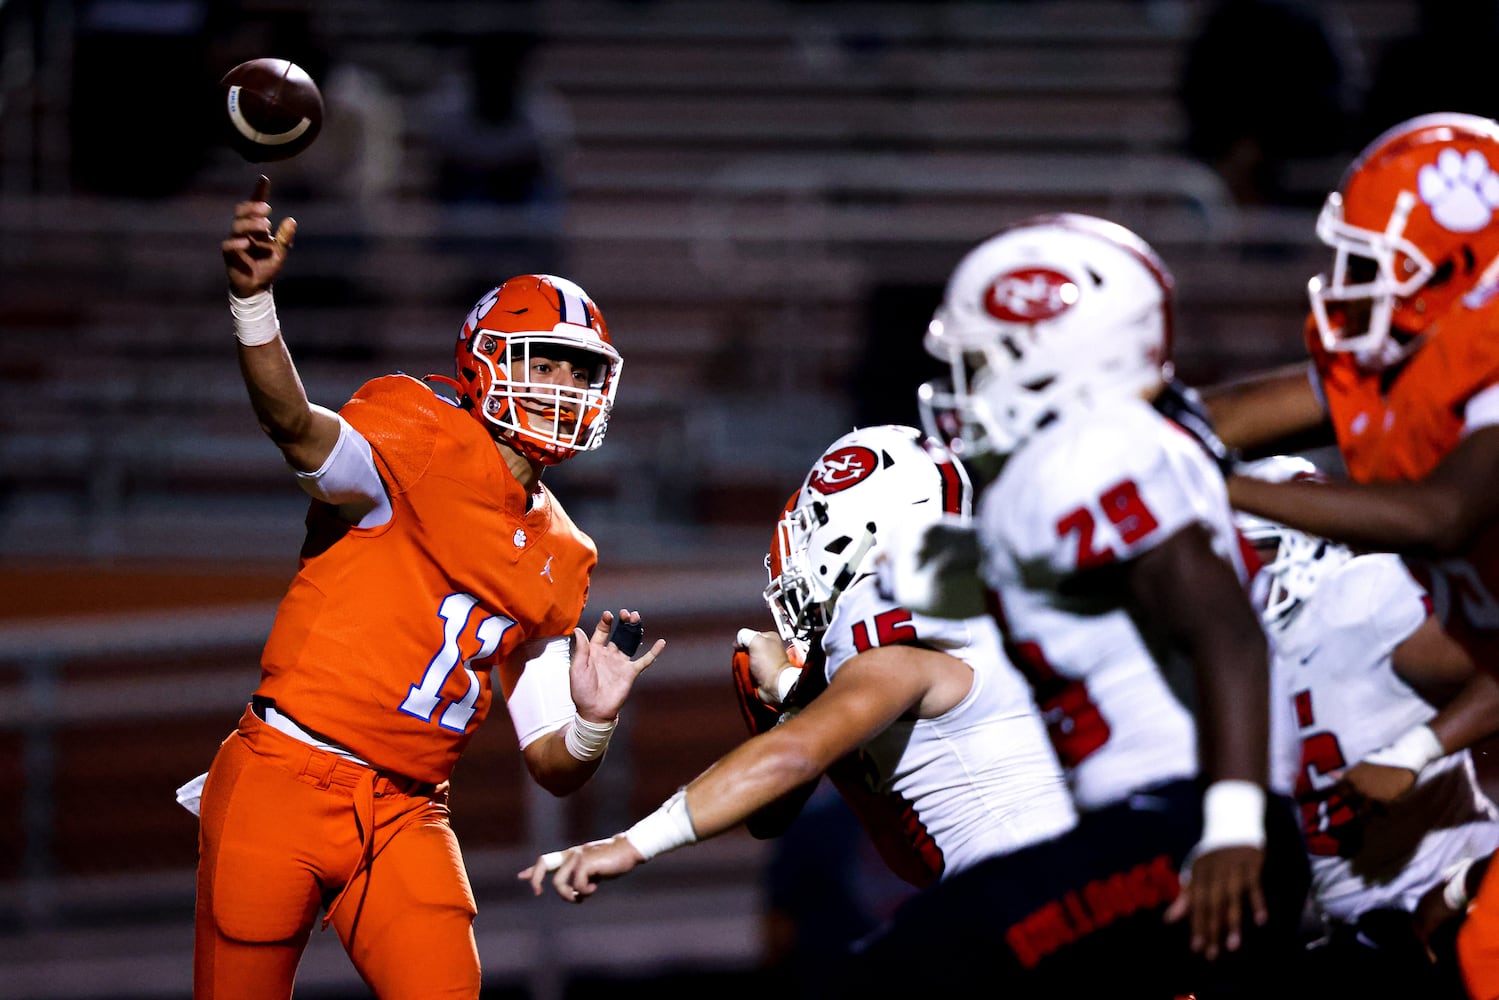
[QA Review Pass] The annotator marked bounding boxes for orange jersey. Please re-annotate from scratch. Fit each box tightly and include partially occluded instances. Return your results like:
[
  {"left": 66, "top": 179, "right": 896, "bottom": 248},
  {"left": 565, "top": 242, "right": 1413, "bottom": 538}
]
[
  {"left": 257, "top": 375, "right": 595, "bottom": 783},
  {"left": 1307, "top": 308, "right": 1499, "bottom": 483},
  {"left": 1308, "top": 309, "right": 1499, "bottom": 661}
]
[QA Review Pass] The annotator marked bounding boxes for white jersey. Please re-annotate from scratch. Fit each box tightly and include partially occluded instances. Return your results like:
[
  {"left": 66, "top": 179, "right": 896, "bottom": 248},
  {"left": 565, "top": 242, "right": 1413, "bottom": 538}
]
[
  {"left": 974, "top": 398, "right": 1248, "bottom": 811},
  {"left": 818, "top": 574, "right": 1078, "bottom": 882},
  {"left": 1269, "top": 553, "right": 1499, "bottom": 923}
]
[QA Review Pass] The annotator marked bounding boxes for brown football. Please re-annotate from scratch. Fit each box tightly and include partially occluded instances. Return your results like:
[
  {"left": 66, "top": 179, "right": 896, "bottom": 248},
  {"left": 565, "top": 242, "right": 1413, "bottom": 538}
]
[{"left": 219, "top": 58, "right": 323, "bottom": 163}]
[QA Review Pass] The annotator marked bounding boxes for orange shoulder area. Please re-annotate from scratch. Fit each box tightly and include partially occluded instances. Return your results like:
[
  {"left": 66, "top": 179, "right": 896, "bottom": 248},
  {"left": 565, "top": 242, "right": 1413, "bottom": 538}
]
[{"left": 341, "top": 375, "right": 472, "bottom": 492}]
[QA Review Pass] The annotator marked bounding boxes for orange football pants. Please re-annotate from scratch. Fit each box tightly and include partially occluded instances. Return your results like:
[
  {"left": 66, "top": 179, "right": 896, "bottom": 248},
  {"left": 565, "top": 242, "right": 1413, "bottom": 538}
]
[{"left": 194, "top": 707, "right": 481, "bottom": 999}]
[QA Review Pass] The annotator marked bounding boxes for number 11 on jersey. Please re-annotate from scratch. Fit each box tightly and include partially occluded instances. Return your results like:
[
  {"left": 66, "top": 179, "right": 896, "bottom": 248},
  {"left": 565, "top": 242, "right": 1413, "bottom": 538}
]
[{"left": 401, "top": 592, "right": 515, "bottom": 731}]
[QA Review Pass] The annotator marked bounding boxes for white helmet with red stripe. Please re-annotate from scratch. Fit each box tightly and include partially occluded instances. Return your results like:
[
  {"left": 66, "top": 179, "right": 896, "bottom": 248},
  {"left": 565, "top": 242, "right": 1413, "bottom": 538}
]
[
  {"left": 764, "top": 425, "right": 970, "bottom": 640},
  {"left": 920, "top": 213, "right": 1174, "bottom": 457},
  {"left": 1234, "top": 455, "right": 1350, "bottom": 625}
]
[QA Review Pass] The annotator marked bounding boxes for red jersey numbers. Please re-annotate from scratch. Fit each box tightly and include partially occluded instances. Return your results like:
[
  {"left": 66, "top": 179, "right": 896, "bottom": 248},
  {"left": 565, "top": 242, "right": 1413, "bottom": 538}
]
[
  {"left": 1009, "top": 638, "right": 1111, "bottom": 769},
  {"left": 1056, "top": 478, "right": 1160, "bottom": 570},
  {"left": 401, "top": 592, "right": 515, "bottom": 732},
  {"left": 1292, "top": 689, "right": 1360, "bottom": 857},
  {"left": 851, "top": 609, "right": 918, "bottom": 652}
]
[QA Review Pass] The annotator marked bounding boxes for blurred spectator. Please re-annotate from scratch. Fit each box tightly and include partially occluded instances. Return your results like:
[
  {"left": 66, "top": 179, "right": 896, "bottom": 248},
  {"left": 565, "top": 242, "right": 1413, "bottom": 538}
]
[
  {"left": 1179, "top": 0, "right": 1358, "bottom": 207},
  {"left": 1362, "top": 1, "right": 1499, "bottom": 144},
  {"left": 267, "top": 59, "right": 404, "bottom": 207},
  {"left": 416, "top": 30, "right": 568, "bottom": 208}
]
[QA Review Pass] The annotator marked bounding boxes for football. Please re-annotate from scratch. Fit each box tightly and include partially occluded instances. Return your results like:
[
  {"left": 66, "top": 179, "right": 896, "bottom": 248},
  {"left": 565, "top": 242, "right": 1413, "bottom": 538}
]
[{"left": 219, "top": 58, "right": 324, "bottom": 163}]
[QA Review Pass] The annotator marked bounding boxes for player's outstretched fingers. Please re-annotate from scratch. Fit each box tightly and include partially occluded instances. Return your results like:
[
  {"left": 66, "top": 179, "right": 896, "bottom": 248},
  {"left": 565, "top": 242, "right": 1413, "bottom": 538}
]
[
  {"left": 631, "top": 638, "right": 667, "bottom": 676},
  {"left": 520, "top": 849, "right": 569, "bottom": 896},
  {"left": 606, "top": 609, "right": 645, "bottom": 655},
  {"left": 590, "top": 611, "right": 615, "bottom": 646},
  {"left": 273, "top": 216, "right": 297, "bottom": 250},
  {"left": 1197, "top": 876, "right": 1227, "bottom": 961},
  {"left": 251, "top": 174, "right": 270, "bottom": 203},
  {"left": 1247, "top": 872, "right": 1269, "bottom": 929},
  {"left": 1163, "top": 879, "right": 1190, "bottom": 926},
  {"left": 554, "top": 865, "right": 588, "bottom": 904},
  {"left": 1219, "top": 885, "right": 1243, "bottom": 957}
]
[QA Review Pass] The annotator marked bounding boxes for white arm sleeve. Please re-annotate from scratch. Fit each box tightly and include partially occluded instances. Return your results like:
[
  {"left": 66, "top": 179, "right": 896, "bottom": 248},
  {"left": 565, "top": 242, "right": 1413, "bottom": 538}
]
[
  {"left": 506, "top": 635, "right": 577, "bottom": 748},
  {"left": 294, "top": 406, "right": 392, "bottom": 528},
  {"left": 1462, "top": 383, "right": 1499, "bottom": 435}
]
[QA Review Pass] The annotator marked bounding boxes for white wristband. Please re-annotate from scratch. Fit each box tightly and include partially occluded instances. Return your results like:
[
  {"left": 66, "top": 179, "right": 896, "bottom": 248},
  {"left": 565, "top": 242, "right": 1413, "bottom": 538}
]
[
  {"left": 1362, "top": 724, "right": 1444, "bottom": 776},
  {"left": 623, "top": 787, "right": 698, "bottom": 861},
  {"left": 1443, "top": 857, "right": 1478, "bottom": 911},
  {"left": 773, "top": 666, "right": 801, "bottom": 704},
  {"left": 1198, "top": 780, "right": 1266, "bottom": 852},
  {"left": 229, "top": 289, "right": 280, "bottom": 346},
  {"left": 563, "top": 713, "right": 616, "bottom": 761}
]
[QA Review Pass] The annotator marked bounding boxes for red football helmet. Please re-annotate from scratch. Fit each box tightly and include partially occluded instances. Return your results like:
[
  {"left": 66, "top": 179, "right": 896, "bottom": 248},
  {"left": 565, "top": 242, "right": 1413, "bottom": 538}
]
[
  {"left": 451, "top": 274, "right": 621, "bottom": 465},
  {"left": 1310, "top": 112, "right": 1499, "bottom": 370}
]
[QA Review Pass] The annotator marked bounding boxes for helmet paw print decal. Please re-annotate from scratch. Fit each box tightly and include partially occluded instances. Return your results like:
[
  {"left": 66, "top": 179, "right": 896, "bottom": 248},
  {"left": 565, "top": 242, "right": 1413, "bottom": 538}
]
[{"left": 1418, "top": 148, "right": 1499, "bottom": 233}]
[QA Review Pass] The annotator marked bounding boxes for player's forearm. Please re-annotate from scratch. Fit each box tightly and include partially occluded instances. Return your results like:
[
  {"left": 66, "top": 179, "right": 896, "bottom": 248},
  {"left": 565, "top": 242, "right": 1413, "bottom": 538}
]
[
  {"left": 1428, "top": 669, "right": 1499, "bottom": 756},
  {"left": 1190, "top": 573, "right": 1271, "bottom": 786},
  {"left": 576, "top": 739, "right": 821, "bottom": 869},
  {"left": 525, "top": 728, "right": 606, "bottom": 796},
  {"left": 1198, "top": 645, "right": 1271, "bottom": 786},
  {"left": 1131, "top": 528, "right": 1269, "bottom": 785},
  {"left": 1228, "top": 475, "right": 1470, "bottom": 556},
  {"left": 237, "top": 336, "right": 339, "bottom": 472},
  {"left": 683, "top": 728, "right": 828, "bottom": 840},
  {"left": 1201, "top": 363, "right": 1327, "bottom": 452}
]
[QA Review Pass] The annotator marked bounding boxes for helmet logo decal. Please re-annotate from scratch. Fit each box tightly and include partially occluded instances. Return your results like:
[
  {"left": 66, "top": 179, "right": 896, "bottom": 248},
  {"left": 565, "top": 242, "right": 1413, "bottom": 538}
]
[
  {"left": 462, "top": 286, "right": 501, "bottom": 341},
  {"left": 808, "top": 446, "right": 879, "bottom": 494},
  {"left": 983, "top": 268, "right": 1079, "bottom": 322},
  {"left": 1417, "top": 147, "right": 1499, "bottom": 233}
]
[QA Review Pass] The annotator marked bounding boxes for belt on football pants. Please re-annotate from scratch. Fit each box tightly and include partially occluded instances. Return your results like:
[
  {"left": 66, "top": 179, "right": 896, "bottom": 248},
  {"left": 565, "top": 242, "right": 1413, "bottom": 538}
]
[{"left": 249, "top": 696, "right": 436, "bottom": 798}]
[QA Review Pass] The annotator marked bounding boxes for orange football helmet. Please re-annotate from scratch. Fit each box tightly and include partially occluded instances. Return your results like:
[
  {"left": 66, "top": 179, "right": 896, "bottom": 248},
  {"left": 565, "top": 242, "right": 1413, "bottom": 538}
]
[
  {"left": 451, "top": 274, "right": 620, "bottom": 465},
  {"left": 1310, "top": 112, "right": 1499, "bottom": 370}
]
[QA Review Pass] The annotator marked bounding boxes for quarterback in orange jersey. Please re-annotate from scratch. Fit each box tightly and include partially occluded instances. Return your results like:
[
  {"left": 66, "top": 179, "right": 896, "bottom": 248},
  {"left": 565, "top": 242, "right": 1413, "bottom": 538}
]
[
  {"left": 1201, "top": 113, "right": 1499, "bottom": 999},
  {"left": 188, "top": 176, "right": 666, "bottom": 1000}
]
